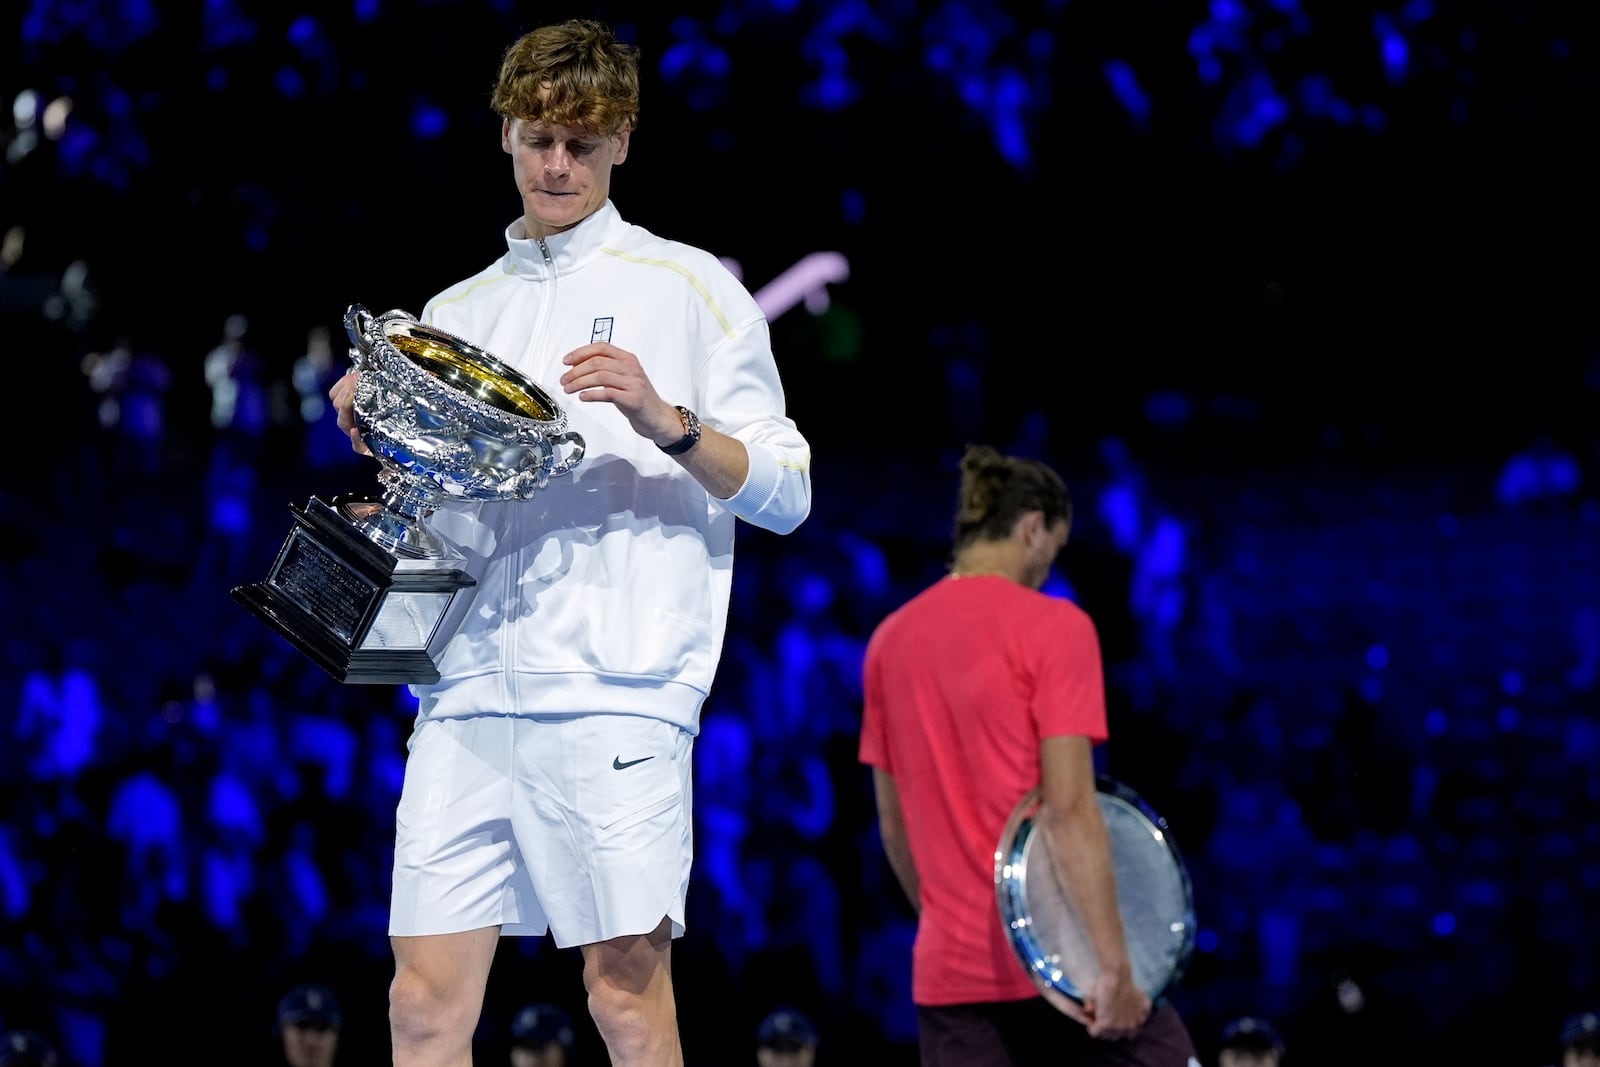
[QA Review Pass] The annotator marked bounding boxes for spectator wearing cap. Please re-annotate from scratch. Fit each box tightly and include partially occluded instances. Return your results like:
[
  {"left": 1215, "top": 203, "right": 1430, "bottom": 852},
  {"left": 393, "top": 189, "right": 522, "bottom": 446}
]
[
  {"left": 755, "top": 1008, "right": 818, "bottom": 1067},
  {"left": 1217, "top": 1015, "right": 1284, "bottom": 1067},
  {"left": 509, "top": 1002, "right": 576, "bottom": 1067},
  {"left": 276, "top": 983, "right": 343, "bottom": 1067},
  {"left": 0, "top": 1030, "right": 60, "bottom": 1067},
  {"left": 1562, "top": 1011, "right": 1600, "bottom": 1067}
]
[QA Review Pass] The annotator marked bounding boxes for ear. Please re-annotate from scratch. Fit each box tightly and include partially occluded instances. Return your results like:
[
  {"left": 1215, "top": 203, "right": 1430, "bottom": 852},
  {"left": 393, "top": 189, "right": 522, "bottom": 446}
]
[
  {"left": 1014, "top": 509, "right": 1045, "bottom": 543},
  {"left": 501, "top": 116, "right": 514, "bottom": 155},
  {"left": 613, "top": 125, "right": 631, "bottom": 165}
]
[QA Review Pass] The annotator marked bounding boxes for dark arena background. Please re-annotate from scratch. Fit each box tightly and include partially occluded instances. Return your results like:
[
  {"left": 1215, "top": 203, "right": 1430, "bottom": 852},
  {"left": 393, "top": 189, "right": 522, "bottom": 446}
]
[{"left": 4, "top": 1, "right": 1598, "bottom": 1064}]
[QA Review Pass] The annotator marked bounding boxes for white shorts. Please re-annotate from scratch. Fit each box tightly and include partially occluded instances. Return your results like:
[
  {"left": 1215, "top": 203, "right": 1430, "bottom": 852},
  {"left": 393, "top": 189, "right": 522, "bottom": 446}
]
[{"left": 389, "top": 713, "right": 693, "bottom": 948}]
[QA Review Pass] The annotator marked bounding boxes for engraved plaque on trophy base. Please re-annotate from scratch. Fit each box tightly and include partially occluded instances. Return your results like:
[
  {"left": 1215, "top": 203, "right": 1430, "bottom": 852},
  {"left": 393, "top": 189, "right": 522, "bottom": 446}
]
[{"left": 231, "top": 495, "right": 475, "bottom": 684}]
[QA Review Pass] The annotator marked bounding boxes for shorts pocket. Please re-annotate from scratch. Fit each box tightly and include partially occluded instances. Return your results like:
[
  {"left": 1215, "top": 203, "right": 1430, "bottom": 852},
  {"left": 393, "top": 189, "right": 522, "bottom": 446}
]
[{"left": 599, "top": 789, "right": 682, "bottom": 833}]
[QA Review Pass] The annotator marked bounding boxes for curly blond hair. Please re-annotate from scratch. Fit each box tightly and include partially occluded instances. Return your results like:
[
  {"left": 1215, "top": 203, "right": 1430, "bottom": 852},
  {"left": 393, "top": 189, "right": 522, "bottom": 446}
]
[{"left": 491, "top": 19, "right": 640, "bottom": 135}]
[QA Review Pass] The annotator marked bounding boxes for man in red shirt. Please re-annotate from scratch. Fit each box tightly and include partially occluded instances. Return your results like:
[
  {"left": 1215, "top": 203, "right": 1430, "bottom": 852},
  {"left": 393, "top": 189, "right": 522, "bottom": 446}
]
[{"left": 859, "top": 444, "right": 1198, "bottom": 1067}]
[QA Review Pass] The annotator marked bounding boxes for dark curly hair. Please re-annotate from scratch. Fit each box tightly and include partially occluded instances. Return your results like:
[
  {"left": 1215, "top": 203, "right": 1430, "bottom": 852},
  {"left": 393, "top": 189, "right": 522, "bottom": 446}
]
[{"left": 950, "top": 444, "right": 1072, "bottom": 553}]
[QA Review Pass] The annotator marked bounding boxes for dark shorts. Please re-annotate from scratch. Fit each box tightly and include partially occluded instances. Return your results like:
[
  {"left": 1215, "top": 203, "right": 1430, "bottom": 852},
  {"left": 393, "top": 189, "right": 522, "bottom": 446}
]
[{"left": 916, "top": 997, "right": 1197, "bottom": 1067}]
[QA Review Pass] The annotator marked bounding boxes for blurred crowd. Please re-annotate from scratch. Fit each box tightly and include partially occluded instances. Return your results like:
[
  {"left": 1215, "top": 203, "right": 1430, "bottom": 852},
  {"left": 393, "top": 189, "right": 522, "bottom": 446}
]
[
  {"left": 6, "top": 1, "right": 1600, "bottom": 1063},
  {"left": 1, "top": 297, "right": 1596, "bottom": 1065}
]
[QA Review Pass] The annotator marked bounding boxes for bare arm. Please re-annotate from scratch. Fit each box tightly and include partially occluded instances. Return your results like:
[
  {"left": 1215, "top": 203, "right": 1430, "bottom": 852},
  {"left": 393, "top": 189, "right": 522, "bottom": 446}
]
[
  {"left": 872, "top": 768, "right": 920, "bottom": 913},
  {"left": 659, "top": 418, "right": 748, "bottom": 499},
  {"left": 1036, "top": 734, "right": 1150, "bottom": 1039}
]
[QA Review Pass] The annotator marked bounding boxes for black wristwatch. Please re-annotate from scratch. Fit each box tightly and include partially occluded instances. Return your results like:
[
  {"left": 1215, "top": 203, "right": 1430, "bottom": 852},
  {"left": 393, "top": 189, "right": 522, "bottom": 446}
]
[{"left": 658, "top": 405, "right": 702, "bottom": 456}]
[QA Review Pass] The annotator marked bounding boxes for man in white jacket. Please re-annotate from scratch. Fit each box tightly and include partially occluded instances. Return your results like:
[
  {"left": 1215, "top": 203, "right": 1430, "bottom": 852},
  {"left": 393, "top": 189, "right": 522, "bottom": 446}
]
[{"left": 328, "top": 18, "right": 812, "bottom": 1067}]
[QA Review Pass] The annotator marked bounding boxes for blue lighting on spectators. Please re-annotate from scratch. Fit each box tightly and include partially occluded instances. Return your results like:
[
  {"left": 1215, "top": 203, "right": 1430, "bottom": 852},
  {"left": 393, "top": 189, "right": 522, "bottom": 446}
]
[
  {"left": 1103, "top": 59, "right": 1151, "bottom": 131},
  {"left": 1042, "top": 571, "right": 1077, "bottom": 602},
  {"left": 1402, "top": 0, "right": 1435, "bottom": 24},
  {"left": 659, "top": 20, "right": 732, "bottom": 112},
  {"left": 1217, "top": 71, "right": 1289, "bottom": 149},
  {"left": 1144, "top": 391, "right": 1194, "bottom": 428},
  {"left": 989, "top": 70, "right": 1032, "bottom": 167},
  {"left": 840, "top": 187, "right": 866, "bottom": 225},
  {"left": 1212, "top": 0, "right": 1246, "bottom": 24},
  {"left": 57, "top": 124, "right": 100, "bottom": 174},
  {"left": 275, "top": 67, "right": 306, "bottom": 100},
  {"left": 1375, "top": 14, "right": 1410, "bottom": 83},
  {"left": 412, "top": 101, "right": 449, "bottom": 140},
  {"left": 288, "top": 14, "right": 317, "bottom": 46},
  {"left": 200, "top": 0, "right": 256, "bottom": 50},
  {"left": 807, "top": 69, "right": 858, "bottom": 110},
  {"left": 1300, "top": 73, "right": 1354, "bottom": 125},
  {"left": 4, "top": 3, "right": 1594, "bottom": 1063}
]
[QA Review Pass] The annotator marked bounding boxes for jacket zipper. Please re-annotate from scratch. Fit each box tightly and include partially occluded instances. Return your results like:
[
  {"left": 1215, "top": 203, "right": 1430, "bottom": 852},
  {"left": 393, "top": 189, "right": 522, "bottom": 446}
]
[{"left": 506, "top": 235, "right": 561, "bottom": 712}]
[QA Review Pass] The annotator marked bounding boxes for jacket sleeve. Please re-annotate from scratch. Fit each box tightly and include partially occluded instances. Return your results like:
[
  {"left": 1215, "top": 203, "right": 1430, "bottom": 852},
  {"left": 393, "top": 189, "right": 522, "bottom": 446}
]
[{"left": 701, "top": 310, "right": 812, "bottom": 535}]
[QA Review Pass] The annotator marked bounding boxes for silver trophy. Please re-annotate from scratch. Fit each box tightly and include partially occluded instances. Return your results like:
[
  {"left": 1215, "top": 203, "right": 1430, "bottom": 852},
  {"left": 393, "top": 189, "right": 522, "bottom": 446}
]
[{"left": 231, "top": 304, "right": 585, "bottom": 684}]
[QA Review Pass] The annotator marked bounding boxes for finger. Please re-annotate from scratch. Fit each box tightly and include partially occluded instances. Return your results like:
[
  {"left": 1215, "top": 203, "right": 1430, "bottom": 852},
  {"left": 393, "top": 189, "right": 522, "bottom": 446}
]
[
  {"left": 559, "top": 362, "right": 601, "bottom": 388},
  {"left": 573, "top": 385, "right": 620, "bottom": 403},
  {"left": 562, "top": 369, "right": 631, "bottom": 394},
  {"left": 562, "top": 342, "right": 612, "bottom": 366}
]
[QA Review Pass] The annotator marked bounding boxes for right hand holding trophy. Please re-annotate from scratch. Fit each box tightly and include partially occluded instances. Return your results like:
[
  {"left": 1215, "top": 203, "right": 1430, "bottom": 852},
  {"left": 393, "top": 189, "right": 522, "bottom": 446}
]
[{"left": 230, "top": 304, "right": 586, "bottom": 684}]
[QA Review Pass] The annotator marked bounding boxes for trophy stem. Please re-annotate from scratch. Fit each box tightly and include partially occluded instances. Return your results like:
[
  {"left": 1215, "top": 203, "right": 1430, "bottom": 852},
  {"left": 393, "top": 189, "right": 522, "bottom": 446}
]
[{"left": 333, "top": 477, "right": 454, "bottom": 560}]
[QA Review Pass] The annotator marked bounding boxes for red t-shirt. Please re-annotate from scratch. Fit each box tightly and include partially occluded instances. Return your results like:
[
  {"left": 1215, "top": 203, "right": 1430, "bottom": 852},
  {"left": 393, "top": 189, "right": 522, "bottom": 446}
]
[{"left": 859, "top": 574, "right": 1109, "bottom": 1006}]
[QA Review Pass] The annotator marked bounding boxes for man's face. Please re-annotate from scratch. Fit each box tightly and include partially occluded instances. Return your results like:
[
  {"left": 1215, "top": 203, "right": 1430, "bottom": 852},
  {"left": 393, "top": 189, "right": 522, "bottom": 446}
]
[
  {"left": 280, "top": 1020, "right": 339, "bottom": 1067},
  {"left": 1218, "top": 1050, "right": 1278, "bottom": 1067},
  {"left": 510, "top": 1043, "right": 568, "bottom": 1067},
  {"left": 756, "top": 1044, "right": 816, "bottom": 1067},
  {"left": 1565, "top": 1048, "right": 1600, "bottom": 1067},
  {"left": 502, "top": 116, "right": 629, "bottom": 239}
]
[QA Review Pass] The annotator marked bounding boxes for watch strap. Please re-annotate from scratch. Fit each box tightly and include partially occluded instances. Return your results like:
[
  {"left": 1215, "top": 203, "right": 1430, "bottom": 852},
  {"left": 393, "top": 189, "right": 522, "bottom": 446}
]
[{"left": 658, "top": 405, "right": 702, "bottom": 456}]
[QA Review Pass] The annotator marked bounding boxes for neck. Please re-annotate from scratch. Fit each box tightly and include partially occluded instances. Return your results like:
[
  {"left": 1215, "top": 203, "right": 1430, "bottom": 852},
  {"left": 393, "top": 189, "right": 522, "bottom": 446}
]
[{"left": 948, "top": 546, "right": 1023, "bottom": 584}]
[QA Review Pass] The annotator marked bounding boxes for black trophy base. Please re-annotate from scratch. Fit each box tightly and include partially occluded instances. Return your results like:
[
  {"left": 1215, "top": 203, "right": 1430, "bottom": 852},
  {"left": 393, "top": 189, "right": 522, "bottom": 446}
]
[{"left": 230, "top": 495, "right": 475, "bottom": 685}]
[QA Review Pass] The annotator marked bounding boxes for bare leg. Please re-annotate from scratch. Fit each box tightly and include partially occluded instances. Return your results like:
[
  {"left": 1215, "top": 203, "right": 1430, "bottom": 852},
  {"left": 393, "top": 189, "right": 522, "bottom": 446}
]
[
  {"left": 580, "top": 916, "right": 682, "bottom": 1067},
  {"left": 391, "top": 927, "right": 501, "bottom": 1066}
]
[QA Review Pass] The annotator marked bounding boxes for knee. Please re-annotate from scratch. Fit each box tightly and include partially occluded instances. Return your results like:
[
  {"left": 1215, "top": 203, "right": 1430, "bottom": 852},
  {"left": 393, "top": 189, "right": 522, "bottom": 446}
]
[
  {"left": 582, "top": 922, "right": 677, "bottom": 1057},
  {"left": 389, "top": 964, "right": 471, "bottom": 1044},
  {"left": 587, "top": 980, "right": 652, "bottom": 1052}
]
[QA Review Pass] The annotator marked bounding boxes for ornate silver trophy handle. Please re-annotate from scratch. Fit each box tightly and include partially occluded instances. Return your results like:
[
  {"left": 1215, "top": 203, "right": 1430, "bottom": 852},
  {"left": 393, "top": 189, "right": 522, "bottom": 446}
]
[
  {"left": 344, "top": 304, "right": 372, "bottom": 349},
  {"left": 546, "top": 431, "right": 586, "bottom": 477}
]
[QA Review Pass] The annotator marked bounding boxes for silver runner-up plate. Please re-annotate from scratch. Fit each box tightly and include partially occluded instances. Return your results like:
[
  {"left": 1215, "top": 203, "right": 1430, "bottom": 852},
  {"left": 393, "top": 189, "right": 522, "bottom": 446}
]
[{"left": 995, "top": 776, "right": 1197, "bottom": 1011}]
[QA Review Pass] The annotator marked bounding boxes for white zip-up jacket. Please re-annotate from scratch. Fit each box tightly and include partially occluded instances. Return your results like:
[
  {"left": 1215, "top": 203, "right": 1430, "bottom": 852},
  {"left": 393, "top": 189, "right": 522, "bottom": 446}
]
[{"left": 411, "top": 200, "right": 812, "bottom": 733}]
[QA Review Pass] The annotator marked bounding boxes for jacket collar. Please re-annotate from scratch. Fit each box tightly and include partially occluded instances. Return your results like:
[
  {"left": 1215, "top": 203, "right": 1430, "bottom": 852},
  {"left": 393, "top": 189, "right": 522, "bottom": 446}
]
[{"left": 503, "top": 200, "right": 625, "bottom": 277}]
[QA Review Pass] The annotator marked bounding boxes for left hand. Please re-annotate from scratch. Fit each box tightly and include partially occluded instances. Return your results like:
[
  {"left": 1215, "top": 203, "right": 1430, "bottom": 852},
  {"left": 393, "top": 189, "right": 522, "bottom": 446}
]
[
  {"left": 559, "top": 342, "right": 684, "bottom": 447},
  {"left": 328, "top": 370, "right": 372, "bottom": 456},
  {"left": 1080, "top": 969, "right": 1152, "bottom": 1041}
]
